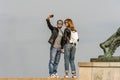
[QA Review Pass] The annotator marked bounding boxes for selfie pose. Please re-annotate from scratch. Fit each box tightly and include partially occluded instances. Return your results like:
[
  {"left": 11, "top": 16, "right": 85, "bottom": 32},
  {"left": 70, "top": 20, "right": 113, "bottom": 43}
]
[{"left": 46, "top": 14, "right": 63, "bottom": 78}]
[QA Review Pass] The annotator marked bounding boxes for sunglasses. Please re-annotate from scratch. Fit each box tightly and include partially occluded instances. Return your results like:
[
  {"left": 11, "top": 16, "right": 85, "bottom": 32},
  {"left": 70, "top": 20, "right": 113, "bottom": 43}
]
[
  {"left": 64, "top": 21, "right": 68, "bottom": 24},
  {"left": 57, "top": 21, "right": 63, "bottom": 25}
]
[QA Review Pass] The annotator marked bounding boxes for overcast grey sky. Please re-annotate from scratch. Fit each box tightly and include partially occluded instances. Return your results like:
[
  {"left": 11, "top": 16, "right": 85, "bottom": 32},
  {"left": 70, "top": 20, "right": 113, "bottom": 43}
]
[{"left": 0, "top": 0, "right": 120, "bottom": 78}]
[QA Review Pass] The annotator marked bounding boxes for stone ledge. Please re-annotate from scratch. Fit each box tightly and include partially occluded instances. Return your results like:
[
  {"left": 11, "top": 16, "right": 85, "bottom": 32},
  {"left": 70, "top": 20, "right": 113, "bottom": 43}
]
[
  {"left": 78, "top": 62, "right": 120, "bottom": 68},
  {"left": 0, "top": 78, "right": 78, "bottom": 80},
  {"left": 90, "top": 56, "right": 120, "bottom": 62}
]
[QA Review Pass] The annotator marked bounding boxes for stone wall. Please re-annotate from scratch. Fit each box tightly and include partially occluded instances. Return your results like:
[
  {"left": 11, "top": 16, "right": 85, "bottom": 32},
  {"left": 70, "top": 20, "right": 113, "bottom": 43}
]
[
  {"left": 0, "top": 78, "right": 77, "bottom": 80},
  {"left": 78, "top": 62, "right": 120, "bottom": 80}
]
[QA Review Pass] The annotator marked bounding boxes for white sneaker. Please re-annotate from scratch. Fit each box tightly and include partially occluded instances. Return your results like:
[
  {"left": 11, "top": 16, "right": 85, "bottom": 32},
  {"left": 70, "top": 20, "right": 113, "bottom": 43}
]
[
  {"left": 49, "top": 74, "right": 56, "bottom": 78},
  {"left": 54, "top": 73, "right": 59, "bottom": 78},
  {"left": 72, "top": 75, "right": 77, "bottom": 78},
  {"left": 64, "top": 75, "right": 69, "bottom": 78}
]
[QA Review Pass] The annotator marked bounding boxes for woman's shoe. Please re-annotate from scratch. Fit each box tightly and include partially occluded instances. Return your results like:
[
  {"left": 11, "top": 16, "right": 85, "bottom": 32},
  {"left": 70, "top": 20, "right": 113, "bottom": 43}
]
[
  {"left": 72, "top": 75, "right": 77, "bottom": 78},
  {"left": 64, "top": 75, "right": 69, "bottom": 78},
  {"left": 64, "top": 71, "right": 69, "bottom": 78},
  {"left": 72, "top": 71, "right": 76, "bottom": 78}
]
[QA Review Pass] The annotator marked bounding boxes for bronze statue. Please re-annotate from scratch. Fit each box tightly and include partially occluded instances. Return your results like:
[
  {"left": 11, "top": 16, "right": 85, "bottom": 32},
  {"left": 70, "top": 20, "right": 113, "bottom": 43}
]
[
  {"left": 100, "top": 27, "right": 120, "bottom": 58},
  {"left": 91, "top": 27, "right": 120, "bottom": 62}
]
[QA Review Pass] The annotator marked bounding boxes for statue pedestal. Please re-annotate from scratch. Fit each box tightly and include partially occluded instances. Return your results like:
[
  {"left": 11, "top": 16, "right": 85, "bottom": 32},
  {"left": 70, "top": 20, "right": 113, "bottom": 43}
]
[
  {"left": 90, "top": 56, "right": 120, "bottom": 62},
  {"left": 78, "top": 62, "right": 120, "bottom": 80}
]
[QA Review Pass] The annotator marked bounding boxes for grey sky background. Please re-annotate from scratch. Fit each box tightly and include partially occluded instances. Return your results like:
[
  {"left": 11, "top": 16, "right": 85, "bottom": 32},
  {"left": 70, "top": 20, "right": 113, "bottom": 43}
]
[{"left": 0, "top": 0, "right": 120, "bottom": 78}]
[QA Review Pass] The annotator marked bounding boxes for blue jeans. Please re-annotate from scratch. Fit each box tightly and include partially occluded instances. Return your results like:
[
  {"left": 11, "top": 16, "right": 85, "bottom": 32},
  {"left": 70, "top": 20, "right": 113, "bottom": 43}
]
[
  {"left": 49, "top": 46, "right": 61, "bottom": 75},
  {"left": 64, "top": 43, "right": 76, "bottom": 73}
]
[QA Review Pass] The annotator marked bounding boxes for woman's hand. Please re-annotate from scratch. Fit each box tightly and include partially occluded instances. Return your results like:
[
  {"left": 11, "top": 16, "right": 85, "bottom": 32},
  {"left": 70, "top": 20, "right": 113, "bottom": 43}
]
[{"left": 60, "top": 49, "right": 64, "bottom": 53}]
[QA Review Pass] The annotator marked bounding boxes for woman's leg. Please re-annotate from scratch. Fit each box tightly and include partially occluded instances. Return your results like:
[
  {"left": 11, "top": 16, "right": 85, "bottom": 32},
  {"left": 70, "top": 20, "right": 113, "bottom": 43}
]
[
  {"left": 64, "top": 44, "right": 71, "bottom": 76},
  {"left": 70, "top": 45, "right": 76, "bottom": 77}
]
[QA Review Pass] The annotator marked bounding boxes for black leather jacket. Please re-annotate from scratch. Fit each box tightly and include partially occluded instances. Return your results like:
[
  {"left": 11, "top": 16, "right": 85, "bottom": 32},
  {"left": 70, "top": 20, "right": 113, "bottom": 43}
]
[
  {"left": 61, "top": 28, "right": 79, "bottom": 49},
  {"left": 61, "top": 28, "right": 71, "bottom": 48},
  {"left": 46, "top": 19, "right": 63, "bottom": 46}
]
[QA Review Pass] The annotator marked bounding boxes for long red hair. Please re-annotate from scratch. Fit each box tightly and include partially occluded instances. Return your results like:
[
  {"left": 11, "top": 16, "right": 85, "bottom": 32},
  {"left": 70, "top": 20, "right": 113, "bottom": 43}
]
[{"left": 64, "top": 19, "right": 76, "bottom": 31}]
